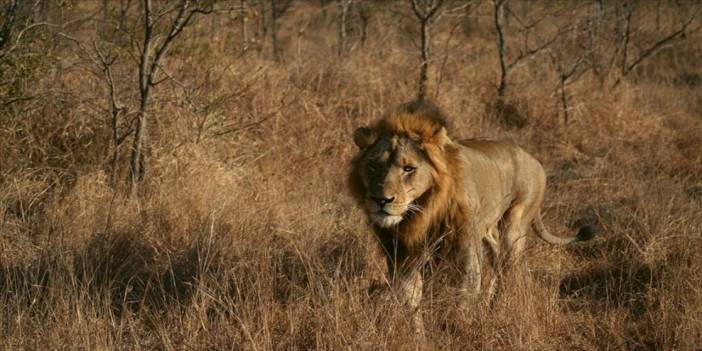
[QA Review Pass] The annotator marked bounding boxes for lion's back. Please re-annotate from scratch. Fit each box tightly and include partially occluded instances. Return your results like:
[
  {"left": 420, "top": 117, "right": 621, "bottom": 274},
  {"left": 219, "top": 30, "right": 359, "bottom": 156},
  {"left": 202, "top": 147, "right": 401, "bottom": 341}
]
[
  {"left": 457, "top": 139, "right": 544, "bottom": 178},
  {"left": 453, "top": 139, "right": 547, "bottom": 224}
]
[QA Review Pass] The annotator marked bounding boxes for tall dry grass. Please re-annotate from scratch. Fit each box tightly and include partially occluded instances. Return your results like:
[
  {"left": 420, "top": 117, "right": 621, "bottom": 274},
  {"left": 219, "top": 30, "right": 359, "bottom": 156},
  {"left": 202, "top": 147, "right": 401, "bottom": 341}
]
[{"left": 1, "top": 1, "right": 701, "bottom": 350}]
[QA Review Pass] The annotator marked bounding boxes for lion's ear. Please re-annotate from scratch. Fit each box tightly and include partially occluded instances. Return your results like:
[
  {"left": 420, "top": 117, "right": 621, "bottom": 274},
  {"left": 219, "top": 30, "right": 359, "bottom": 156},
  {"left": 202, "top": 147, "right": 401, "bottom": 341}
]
[
  {"left": 430, "top": 126, "right": 452, "bottom": 149},
  {"left": 353, "top": 127, "right": 374, "bottom": 149}
]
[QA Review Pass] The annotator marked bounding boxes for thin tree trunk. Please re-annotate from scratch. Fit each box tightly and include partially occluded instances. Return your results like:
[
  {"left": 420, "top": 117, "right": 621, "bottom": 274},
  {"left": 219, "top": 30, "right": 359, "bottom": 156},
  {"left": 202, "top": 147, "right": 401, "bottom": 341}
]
[
  {"left": 559, "top": 77, "right": 569, "bottom": 124},
  {"left": 418, "top": 16, "right": 430, "bottom": 101},
  {"left": 129, "top": 101, "right": 148, "bottom": 192},
  {"left": 105, "top": 64, "right": 121, "bottom": 188},
  {"left": 411, "top": 0, "right": 441, "bottom": 101},
  {"left": 110, "top": 138, "right": 119, "bottom": 187},
  {"left": 493, "top": 0, "right": 507, "bottom": 99},
  {"left": 619, "top": 3, "right": 633, "bottom": 77},
  {"left": 129, "top": 0, "right": 153, "bottom": 194},
  {"left": 338, "top": 0, "right": 350, "bottom": 57}
]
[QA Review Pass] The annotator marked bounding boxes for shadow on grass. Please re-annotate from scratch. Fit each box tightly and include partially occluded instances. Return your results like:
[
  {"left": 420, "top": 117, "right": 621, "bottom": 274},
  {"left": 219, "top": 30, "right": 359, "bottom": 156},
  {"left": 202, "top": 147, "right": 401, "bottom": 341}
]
[
  {"left": 0, "top": 254, "right": 59, "bottom": 317},
  {"left": 559, "top": 260, "right": 658, "bottom": 315},
  {"left": 74, "top": 231, "right": 196, "bottom": 313}
]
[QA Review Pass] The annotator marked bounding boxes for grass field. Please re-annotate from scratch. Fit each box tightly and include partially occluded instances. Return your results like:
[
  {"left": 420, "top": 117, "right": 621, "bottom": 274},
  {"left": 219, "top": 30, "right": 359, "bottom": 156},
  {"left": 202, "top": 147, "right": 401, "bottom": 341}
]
[{"left": 1, "top": 1, "right": 701, "bottom": 349}]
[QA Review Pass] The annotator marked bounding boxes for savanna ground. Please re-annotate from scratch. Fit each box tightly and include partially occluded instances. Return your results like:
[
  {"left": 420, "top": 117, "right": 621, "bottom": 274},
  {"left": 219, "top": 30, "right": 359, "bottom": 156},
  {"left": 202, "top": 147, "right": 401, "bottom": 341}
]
[{"left": 1, "top": 1, "right": 701, "bottom": 349}]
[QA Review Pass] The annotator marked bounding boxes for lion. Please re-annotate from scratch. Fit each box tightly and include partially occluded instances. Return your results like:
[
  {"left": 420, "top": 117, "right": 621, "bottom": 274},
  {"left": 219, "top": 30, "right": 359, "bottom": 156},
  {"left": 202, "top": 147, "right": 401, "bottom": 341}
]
[{"left": 349, "top": 100, "right": 593, "bottom": 332}]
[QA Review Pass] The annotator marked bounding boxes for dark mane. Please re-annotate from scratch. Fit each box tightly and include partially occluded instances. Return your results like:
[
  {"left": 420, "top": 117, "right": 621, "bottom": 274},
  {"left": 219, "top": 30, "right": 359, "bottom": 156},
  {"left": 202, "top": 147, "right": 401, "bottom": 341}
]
[{"left": 393, "top": 99, "right": 450, "bottom": 130}]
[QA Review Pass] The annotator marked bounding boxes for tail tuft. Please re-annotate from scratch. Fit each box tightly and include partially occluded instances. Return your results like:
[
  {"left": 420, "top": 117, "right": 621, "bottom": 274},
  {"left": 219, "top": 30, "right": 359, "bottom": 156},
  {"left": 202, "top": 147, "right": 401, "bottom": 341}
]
[{"left": 576, "top": 225, "right": 595, "bottom": 241}]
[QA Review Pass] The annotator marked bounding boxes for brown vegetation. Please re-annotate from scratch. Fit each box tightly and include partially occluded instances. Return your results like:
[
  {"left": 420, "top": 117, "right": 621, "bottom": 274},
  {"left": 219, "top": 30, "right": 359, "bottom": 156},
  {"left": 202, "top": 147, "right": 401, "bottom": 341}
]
[{"left": 1, "top": 1, "right": 701, "bottom": 349}]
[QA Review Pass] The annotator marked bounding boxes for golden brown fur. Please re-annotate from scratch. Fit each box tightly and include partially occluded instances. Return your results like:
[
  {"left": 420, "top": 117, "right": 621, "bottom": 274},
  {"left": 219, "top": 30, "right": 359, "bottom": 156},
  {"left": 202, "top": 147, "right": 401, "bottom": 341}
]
[{"left": 349, "top": 100, "right": 593, "bottom": 329}]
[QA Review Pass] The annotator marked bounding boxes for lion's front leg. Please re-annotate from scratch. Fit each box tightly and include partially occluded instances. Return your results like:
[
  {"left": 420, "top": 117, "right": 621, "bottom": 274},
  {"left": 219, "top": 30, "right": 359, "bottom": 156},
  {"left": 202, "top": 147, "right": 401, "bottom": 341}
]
[
  {"left": 377, "top": 231, "right": 425, "bottom": 338},
  {"left": 399, "top": 268, "right": 425, "bottom": 338},
  {"left": 458, "top": 235, "right": 483, "bottom": 312},
  {"left": 462, "top": 243, "right": 482, "bottom": 294}
]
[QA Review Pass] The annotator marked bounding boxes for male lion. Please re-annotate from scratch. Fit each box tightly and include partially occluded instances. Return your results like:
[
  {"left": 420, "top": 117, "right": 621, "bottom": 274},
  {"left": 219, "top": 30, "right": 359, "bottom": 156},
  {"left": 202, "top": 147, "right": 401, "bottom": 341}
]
[{"left": 349, "top": 100, "right": 592, "bottom": 329}]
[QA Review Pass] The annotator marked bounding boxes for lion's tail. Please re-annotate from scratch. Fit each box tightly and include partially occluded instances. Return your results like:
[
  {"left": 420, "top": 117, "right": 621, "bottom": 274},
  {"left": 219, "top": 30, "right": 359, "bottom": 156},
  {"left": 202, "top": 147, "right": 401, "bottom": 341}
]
[{"left": 532, "top": 212, "right": 594, "bottom": 245}]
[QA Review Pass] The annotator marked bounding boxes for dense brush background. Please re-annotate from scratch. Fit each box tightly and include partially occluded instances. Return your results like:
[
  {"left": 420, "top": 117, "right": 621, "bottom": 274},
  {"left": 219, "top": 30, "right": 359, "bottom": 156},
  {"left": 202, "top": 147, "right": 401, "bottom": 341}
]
[{"left": 1, "top": 0, "right": 701, "bottom": 349}]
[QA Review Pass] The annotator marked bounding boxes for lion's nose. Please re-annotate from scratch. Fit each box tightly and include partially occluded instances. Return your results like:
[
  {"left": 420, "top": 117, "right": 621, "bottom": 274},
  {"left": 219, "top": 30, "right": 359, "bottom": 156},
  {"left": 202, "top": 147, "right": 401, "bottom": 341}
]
[{"left": 371, "top": 196, "right": 395, "bottom": 206}]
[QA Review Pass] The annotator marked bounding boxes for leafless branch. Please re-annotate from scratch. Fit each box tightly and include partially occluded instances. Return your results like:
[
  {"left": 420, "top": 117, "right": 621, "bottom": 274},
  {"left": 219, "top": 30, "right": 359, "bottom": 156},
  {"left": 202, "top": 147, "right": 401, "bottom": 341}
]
[
  {"left": 506, "top": 27, "right": 569, "bottom": 71},
  {"left": 492, "top": 0, "right": 511, "bottom": 98},
  {"left": 411, "top": 0, "right": 442, "bottom": 21},
  {"left": 548, "top": 49, "right": 587, "bottom": 125},
  {"left": 611, "top": 5, "right": 700, "bottom": 89},
  {"left": 57, "top": 31, "right": 134, "bottom": 187}
]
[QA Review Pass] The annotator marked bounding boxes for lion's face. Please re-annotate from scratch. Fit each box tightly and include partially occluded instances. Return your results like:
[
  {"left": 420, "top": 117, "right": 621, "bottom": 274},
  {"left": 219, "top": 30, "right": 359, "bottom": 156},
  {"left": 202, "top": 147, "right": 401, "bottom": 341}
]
[{"left": 354, "top": 132, "right": 435, "bottom": 228}]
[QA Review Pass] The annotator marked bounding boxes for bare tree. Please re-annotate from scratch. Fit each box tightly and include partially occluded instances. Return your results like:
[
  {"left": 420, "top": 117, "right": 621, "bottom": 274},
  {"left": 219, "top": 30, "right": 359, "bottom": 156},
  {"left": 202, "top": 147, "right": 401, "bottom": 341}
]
[
  {"left": 584, "top": 1, "right": 700, "bottom": 90},
  {"left": 411, "top": 0, "right": 442, "bottom": 101},
  {"left": 54, "top": 32, "right": 129, "bottom": 191},
  {"left": 548, "top": 49, "right": 587, "bottom": 125},
  {"left": 610, "top": 3, "right": 700, "bottom": 89},
  {"left": 58, "top": 0, "right": 215, "bottom": 194},
  {"left": 492, "top": 0, "right": 566, "bottom": 99},
  {"left": 128, "top": 0, "right": 212, "bottom": 193},
  {"left": 94, "top": 45, "right": 128, "bottom": 187},
  {"left": 492, "top": 0, "right": 575, "bottom": 99}
]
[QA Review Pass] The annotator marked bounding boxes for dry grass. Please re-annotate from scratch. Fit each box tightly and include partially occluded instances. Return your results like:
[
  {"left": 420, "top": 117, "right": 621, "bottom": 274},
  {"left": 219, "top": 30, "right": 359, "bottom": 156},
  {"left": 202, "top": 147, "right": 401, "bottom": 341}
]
[{"left": 1, "top": 1, "right": 701, "bottom": 350}]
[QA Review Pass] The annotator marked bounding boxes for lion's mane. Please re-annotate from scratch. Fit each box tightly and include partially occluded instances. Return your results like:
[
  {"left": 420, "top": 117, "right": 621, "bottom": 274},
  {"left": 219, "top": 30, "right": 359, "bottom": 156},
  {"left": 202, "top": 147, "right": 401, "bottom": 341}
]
[{"left": 349, "top": 100, "right": 470, "bottom": 248}]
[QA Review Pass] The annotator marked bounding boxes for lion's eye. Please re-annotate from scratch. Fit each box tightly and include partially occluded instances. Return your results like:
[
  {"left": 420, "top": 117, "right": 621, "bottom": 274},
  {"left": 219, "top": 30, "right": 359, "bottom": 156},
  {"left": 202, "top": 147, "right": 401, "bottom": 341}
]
[{"left": 403, "top": 165, "right": 416, "bottom": 173}]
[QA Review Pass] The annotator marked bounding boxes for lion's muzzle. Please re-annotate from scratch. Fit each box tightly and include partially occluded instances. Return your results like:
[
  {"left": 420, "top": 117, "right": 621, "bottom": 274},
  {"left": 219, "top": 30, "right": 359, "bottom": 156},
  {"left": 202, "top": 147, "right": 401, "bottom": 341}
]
[
  {"left": 366, "top": 197, "right": 409, "bottom": 227},
  {"left": 370, "top": 211, "right": 403, "bottom": 227}
]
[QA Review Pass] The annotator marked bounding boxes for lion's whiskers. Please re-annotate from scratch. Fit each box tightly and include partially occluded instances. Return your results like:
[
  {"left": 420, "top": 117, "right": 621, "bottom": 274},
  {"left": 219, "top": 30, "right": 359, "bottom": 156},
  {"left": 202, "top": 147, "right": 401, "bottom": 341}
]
[{"left": 406, "top": 203, "right": 424, "bottom": 216}]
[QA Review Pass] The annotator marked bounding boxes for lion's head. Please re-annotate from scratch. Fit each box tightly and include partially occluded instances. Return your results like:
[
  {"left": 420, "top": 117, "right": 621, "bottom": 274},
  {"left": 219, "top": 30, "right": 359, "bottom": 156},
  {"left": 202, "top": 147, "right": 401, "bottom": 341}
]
[
  {"left": 349, "top": 101, "right": 462, "bottom": 245},
  {"left": 353, "top": 131, "right": 437, "bottom": 227}
]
